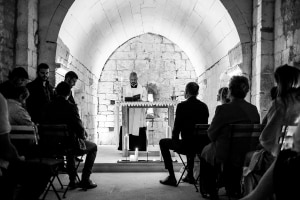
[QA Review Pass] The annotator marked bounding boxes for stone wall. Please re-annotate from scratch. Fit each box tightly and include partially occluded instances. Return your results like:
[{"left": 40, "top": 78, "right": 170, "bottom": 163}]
[
  {"left": 275, "top": 0, "right": 300, "bottom": 66},
  {"left": 97, "top": 33, "right": 197, "bottom": 145},
  {"left": 0, "top": 0, "right": 16, "bottom": 82}
]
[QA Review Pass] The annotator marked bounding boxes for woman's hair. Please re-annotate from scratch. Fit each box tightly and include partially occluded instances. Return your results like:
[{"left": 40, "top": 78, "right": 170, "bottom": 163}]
[
  {"left": 273, "top": 64, "right": 300, "bottom": 108},
  {"left": 229, "top": 76, "right": 249, "bottom": 99},
  {"left": 218, "top": 87, "right": 230, "bottom": 103}
]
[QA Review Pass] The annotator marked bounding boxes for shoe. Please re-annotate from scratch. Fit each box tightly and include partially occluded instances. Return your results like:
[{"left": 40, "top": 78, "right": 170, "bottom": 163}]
[
  {"left": 68, "top": 181, "right": 79, "bottom": 190},
  {"left": 79, "top": 179, "right": 97, "bottom": 190},
  {"left": 159, "top": 176, "right": 177, "bottom": 187},
  {"left": 182, "top": 175, "right": 196, "bottom": 184}
]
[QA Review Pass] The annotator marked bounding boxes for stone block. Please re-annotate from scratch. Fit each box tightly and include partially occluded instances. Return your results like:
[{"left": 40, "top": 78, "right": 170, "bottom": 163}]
[
  {"left": 177, "top": 71, "right": 191, "bottom": 79},
  {"left": 98, "top": 105, "right": 108, "bottom": 112},
  {"left": 106, "top": 114, "right": 114, "bottom": 122},
  {"left": 107, "top": 105, "right": 114, "bottom": 111},
  {"left": 162, "top": 44, "right": 174, "bottom": 52},
  {"left": 106, "top": 93, "right": 118, "bottom": 100},
  {"left": 100, "top": 70, "right": 117, "bottom": 81},
  {"left": 104, "top": 121, "right": 114, "bottom": 127},
  {"left": 96, "top": 115, "right": 106, "bottom": 122},
  {"left": 116, "top": 60, "right": 134, "bottom": 71},
  {"left": 111, "top": 51, "right": 136, "bottom": 60},
  {"left": 164, "top": 60, "right": 176, "bottom": 71},
  {"left": 105, "top": 60, "right": 116, "bottom": 70},
  {"left": 135, "top": 60, "right": 150, "bottom": 70},
  {"left": 162, "top": 52, "right": 181, "bottom": 60},
  {"left": 136, "top": 52, "right": 154, "bottom": 60}
]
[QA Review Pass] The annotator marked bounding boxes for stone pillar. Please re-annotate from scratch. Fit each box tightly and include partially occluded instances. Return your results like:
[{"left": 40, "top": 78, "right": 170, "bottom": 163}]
[
  {"left": 252, "top": 0, "right": 275, "bottom": 119},
  {"left": 38, "top": 0, "right": 74, "bottom": 85},
  {"left": 15, "top": 0, "right": 38, "bottom": 80},
  {"left": 0, "top": 0, "right": 16, "bottom": 82}
]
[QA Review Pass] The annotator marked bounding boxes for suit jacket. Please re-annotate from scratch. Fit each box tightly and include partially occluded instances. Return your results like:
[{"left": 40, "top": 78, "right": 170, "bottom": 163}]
[
  {"left": 42, "top": 96, "right": 85, "bottom": 140},
  {"left": 202, "top": 98, "right": 260, "bottom": 164},
  {"left": 172, "top": 96, "right": 209, "bottom": 143},
  {"left": 26, "top": 78, "right": 54, "bottom": 123}
]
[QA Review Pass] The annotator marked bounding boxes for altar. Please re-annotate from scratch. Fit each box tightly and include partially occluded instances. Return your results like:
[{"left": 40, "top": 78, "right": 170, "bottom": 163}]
[{"left": 115, "top": 101, "right": 179, "bottom": 156}]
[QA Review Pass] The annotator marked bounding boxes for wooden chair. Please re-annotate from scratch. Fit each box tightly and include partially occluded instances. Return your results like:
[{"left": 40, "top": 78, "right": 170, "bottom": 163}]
[
  {"left": 176, "top": 124, "right": 210, "bottom": 192},
  {"left": 222, "top": 124, "right": 265, "bottom": 198}
]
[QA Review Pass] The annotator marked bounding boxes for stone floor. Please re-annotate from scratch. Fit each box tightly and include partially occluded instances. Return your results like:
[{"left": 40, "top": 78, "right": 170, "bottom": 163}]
[
  {"left": 43, "top": 145, "right": 232, "bottom": 200},
  {"left": 43, "top": 172, "right": 232, "bottom": 200}
]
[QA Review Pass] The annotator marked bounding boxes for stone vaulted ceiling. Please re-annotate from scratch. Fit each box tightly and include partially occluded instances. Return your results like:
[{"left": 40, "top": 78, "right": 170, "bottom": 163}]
[{"left": 58, "top": 0, "right": 240, "bottom": 78}]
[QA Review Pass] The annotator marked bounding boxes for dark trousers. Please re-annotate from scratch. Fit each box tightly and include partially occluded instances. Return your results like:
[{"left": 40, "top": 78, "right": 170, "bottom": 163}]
[
  {"left": 199, "top": 158, "right": 219, "bottom": 195},
  {"left": 159, "top": 138, "right": 195, "bottom": 176},
  {"left": 67, "top": 140, "right": 97, "bottom": 182},
  {"left": 0, "top": 160, "right": 52, "bottom": 200}
]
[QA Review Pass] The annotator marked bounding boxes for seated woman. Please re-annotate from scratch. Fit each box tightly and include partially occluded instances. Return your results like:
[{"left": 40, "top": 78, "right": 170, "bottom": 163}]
[
  {"left": 260, "top": 64, "right": 300, "bottom": 157},
  {"left": 7, "top": 86, "right": 34, "bottom": 125},
  {"left": 240, "top": 122, "right": 300, "bottom": 200},
  {"left": 243, "top": 64, "right": 300, "bottom": 196},
  {"left": 200, "top": 76, "right": 260, "bottom": 200}
]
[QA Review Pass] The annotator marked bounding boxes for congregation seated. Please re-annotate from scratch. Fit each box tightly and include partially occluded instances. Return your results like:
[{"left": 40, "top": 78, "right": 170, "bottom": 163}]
[
  {"left": 41, "top": 82, "right": 98, "bottom": 190},
  {"left": 200, "top": 76, "right": 260, "bottom": 199},
  {"left": 159, "top": 82, "right": 209, "bottom": 186},
  {"left": 0, "top": 93, "right": 52, "bottom": 200}
]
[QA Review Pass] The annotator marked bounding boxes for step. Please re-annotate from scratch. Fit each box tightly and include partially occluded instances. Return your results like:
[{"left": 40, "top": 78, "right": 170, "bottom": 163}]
[{"left": 78, "top": 160, "right": 183, "bottom": 172}]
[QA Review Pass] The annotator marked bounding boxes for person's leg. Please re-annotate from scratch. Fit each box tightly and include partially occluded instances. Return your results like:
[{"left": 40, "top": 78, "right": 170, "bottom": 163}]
[
  {"left": 80, "top": 140, "right": 97, "bottom": 189},
  {"left": 66, "top": 154, "right": 78, "bottom": 187},
  {"left": 199, "top": 158, "right": 219, "bottom": 200},
  {"left": 159, "top": 138, "right": 180, "bottom": 186},
  {"left": 182, "top": 154, "right": 196, "bottom": 183},
  {"left": 159, "top": 138, "right": 176, "bottom": 176}
]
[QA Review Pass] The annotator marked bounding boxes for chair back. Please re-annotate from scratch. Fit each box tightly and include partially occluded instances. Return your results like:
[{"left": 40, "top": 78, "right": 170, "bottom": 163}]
[
  {"left": 193, "top": 124, "right": 210, "bottom": 154},
  {"left": 38, "top": 124, "right": 71, "bottom": 158},
  {"left": 227, "top": 124, "right": 265, "bottom": 167},
  {"left": 10, "top": 125, "right": 38, "bottom": 143},
  {"left": 10, "top": 125, "right": 38, "bottom": 157}
]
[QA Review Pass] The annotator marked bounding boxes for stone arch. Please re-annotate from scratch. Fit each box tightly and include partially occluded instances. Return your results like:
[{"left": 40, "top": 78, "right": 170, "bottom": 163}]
[
  {"left": 97, "top": 33, "right": 197, "bottom": 144},
  {"left": 41, "top": 0, "right": 253, "bottom": 143}
]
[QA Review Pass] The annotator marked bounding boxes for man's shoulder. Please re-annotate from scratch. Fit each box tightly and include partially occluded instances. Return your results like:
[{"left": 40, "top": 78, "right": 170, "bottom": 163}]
[{"left": 26, "top": 78, "right": 39, "bottom": 88}]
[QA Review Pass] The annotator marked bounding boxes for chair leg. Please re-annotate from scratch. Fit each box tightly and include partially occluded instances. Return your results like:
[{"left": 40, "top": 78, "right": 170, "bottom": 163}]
[
  {"left": 42, "top": 175, "right": 62, "bottom": 200},
  {"left": 176, "top": 154, "right": 186, "bottom": 186}
]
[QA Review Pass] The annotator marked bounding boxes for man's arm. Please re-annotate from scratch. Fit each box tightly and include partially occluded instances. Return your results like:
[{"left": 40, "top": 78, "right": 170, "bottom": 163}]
[
  {"left": 69, "top": 104, "right": 86, "bottom": 139},
  {"left": 172, "top": 103, "right": 182, "bottom": 140}
]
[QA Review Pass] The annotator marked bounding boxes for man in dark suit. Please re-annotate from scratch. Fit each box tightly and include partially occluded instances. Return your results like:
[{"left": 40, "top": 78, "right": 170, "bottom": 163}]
[
  {"left": 26, "top": 63, "right": 54, "bottom": 123},
  {"left": 42, "top": 82, "right": 98, "bottom": 190},
  {"left": 159, "top": 82, "right": 209, "bottom": 186},
  {"left": 200, "top": 76, "right": 260, "bottom": 199}
]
